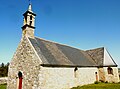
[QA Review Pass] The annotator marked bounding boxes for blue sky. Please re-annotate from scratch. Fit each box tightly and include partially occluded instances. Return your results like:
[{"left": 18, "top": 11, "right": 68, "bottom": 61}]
[{"left": 0, "top": 0, "right": 120, "bottom": 67}]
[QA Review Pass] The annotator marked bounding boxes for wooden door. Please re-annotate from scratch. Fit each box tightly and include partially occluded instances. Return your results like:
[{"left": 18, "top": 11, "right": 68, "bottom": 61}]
[{"left": 18, "top": 71, "right": 22, "bottom": 89}]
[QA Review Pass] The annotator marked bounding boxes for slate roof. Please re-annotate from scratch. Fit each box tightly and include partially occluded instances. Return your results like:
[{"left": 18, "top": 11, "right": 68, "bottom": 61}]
[
  {"left": 86, "top": 47, "right": 104, "bottom": 66},
  {"left": 86, "top": 47, "right": 117, "bottom": 66},
  {"left": 28, "top": 37, "right": 117, "bottom": 67},
  {"left": 28, "top": 37, "right": 97, "bottom": 67}
]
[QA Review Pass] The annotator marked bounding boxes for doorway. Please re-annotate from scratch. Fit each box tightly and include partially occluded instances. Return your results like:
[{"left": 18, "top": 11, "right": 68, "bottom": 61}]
[{"left": 18, "top": 71, "right": 22, "bottom": 89}]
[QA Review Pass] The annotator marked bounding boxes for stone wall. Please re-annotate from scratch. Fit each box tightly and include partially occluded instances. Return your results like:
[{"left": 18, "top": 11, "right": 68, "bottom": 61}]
[
  {"left": 98, "top": 67, "right": 105, "bottom": 82},
  {"left": 7, "top": 36, "right": 41, "bottom": 89},
  {"left": 103, "top": 67, "right": 119, "bottom": 83},
  {"left": 38, "top": 67, "right": 98, "bottom": 89},
  {"left": 0, "top": 77, "right": 7, "bottom": 85}
]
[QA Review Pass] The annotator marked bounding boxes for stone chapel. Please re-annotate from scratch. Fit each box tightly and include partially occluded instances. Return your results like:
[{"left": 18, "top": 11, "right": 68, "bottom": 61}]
[{"left": 7, "top": 4, "right": 119, "bottom": 89}]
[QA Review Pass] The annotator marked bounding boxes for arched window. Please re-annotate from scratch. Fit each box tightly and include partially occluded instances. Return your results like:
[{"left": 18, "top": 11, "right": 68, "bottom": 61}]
[
  {"left": 74, "top": 67, "right": 78, "bottom": 78},
  {"left": 30, "top": 21, "right": 32, "bottom": 26},
  {"left": 30, "top": 15, "right": 32, "bottom": 20},
  {"left": 107, "top": 67, "right": 113, "bottom": 74},
  {"left": 30, "top": 15, "right": 32, "bottom": 26}
]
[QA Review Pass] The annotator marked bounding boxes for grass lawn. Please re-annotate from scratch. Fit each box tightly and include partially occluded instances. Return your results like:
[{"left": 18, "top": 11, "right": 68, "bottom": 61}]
[
  {"left": 71, "top": 83, "right": 120, "bottom": 89},
  {"left": 0, "top": 84, "right": 7, "bottom": 89},
  {"left": 0, "top": 83, "right": 120, "bottom": 89}
]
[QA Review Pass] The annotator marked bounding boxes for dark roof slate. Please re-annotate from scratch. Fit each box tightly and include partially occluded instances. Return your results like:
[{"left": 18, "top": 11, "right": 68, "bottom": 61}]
[
  {"left": 86, "top": 47, "right": 117, "bottom": 66},
  {"left": 86, "top": 47, "right": 104, "bottom": 66},
  {"left": 28, "top": 37, "right": 97, "bottom": 67}
]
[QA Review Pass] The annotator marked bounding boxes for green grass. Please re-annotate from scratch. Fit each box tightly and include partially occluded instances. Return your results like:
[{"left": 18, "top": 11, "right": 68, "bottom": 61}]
[
  {"left": 71, "top": 83, "right": 120, "bottom": 89},
  {"left": 0, "top": 84, "right": 7, "bottom": 89},
  {"left": 1, "top": 83, "right": 120, "bottom": 89}
]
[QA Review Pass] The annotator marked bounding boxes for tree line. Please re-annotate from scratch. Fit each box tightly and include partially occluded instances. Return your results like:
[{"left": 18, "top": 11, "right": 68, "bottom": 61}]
[{"left": 0, "top": 63, "right": 9, "bottom": 77}]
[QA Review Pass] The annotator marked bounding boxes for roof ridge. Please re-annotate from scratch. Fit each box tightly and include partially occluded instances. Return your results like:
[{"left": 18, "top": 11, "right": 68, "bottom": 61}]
[{"left": 86, "top": 47, "right": 104, "bottom": 51}]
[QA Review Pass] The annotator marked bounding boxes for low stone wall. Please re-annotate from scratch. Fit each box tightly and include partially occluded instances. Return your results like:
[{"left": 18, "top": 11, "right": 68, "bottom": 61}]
[{"left": 0, "top": 77, "right": 7, "bottom": 84}]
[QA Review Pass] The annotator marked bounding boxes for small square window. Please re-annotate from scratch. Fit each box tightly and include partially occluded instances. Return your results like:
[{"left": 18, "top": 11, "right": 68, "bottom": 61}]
[{"left": 107, "top": 67, "right": 113, "bottom": 74}]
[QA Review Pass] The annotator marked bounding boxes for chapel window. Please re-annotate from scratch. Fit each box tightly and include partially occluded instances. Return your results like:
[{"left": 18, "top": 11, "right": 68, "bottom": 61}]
[
  {"left": 30, "top": 16, "right": 32, "bottom": 26},
  {"left": 30, "top": 21, "right": 32, "bottom": 26},
  {"left": 30, "top": 15, "right": 32, "bottom": 20},
  {"left": 107, "top": 67, "right": 113, "bottom": 74},
  {"left": 74, "top": 67, "right": 78, "bottom": 78}
]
